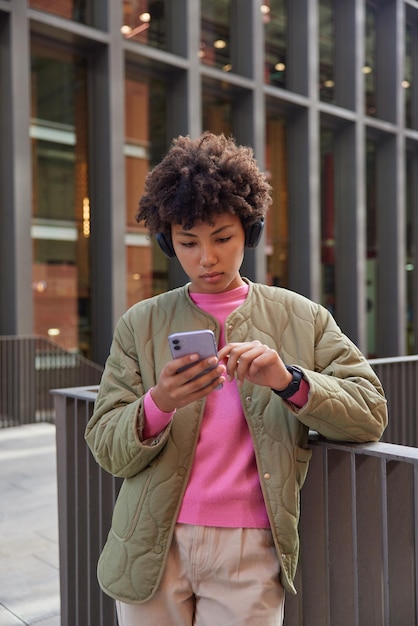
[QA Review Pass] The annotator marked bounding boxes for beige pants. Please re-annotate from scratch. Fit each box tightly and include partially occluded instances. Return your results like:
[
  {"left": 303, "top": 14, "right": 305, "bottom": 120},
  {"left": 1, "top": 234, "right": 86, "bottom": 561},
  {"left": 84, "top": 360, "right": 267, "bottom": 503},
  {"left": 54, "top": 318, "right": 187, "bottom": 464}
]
[{"left": 116, "top": 524, "right": 285, "bottom": 626}]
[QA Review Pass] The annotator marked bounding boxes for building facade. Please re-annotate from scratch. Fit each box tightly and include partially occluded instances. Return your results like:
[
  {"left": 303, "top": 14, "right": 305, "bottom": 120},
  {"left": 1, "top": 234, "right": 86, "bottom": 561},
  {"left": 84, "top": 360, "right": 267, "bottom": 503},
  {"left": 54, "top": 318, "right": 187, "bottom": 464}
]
[{"left": 0, "top": 0, "right": 417, "bottom": 365}]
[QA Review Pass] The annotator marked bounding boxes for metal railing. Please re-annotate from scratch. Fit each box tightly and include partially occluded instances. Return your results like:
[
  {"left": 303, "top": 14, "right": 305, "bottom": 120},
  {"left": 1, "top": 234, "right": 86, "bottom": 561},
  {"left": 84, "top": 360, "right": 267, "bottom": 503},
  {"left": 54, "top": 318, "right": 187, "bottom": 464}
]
[
  {"left": 369, "top": 355, "right": 418, "bottom": 446},
  {"left": 53, "top": 385, "right": 418, "bottom": 626},
  {"left": 0, "top": 336, "right": 103, "bottom": 428}
]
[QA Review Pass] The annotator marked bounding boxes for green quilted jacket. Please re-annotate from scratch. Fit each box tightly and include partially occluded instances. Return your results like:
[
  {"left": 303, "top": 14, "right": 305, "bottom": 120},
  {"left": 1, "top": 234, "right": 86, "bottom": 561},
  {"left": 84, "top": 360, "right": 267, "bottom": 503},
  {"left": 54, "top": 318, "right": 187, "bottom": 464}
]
[{"left": 85, "top": 279, "right": 387, "bottom": 603}]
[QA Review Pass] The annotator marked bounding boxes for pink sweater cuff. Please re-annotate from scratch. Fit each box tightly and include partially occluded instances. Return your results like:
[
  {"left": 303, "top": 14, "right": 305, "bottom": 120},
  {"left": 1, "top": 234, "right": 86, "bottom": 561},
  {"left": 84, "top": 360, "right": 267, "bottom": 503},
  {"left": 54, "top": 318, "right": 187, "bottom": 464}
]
[
  {"left": 142, "top": 389, "right": 175, "bottom": 440},
  {"left": 287, "top": 379, "right": 309, "bottom": 407}
]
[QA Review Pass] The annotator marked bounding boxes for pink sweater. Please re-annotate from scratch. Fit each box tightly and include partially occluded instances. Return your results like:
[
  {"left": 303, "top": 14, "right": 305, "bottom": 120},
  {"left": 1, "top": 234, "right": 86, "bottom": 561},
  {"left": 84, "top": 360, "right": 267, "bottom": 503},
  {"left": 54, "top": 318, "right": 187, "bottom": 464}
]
[{"left": 143, "top": 284, "right": 308, "bottom": 528}]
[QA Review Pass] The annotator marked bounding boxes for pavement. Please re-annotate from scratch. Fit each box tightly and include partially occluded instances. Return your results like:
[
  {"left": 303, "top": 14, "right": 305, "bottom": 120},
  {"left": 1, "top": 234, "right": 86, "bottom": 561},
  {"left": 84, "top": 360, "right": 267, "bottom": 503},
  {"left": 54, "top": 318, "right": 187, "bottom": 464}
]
[{"left": 0, "top": 423, "right": 60, "bottom": 626}]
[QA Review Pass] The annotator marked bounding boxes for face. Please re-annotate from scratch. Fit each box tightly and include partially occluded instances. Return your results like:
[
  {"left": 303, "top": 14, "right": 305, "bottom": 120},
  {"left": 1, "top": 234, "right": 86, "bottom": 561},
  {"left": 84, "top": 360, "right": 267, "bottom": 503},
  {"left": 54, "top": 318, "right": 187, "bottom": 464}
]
[{"left": 171, "top": 213, "right": 246, "bottom": 294}]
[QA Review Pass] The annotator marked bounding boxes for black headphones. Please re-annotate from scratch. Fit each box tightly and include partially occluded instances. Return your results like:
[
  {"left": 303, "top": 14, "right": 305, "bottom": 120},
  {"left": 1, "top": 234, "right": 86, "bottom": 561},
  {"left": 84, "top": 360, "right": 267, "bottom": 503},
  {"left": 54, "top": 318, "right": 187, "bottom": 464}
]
[{"left": 156, "top": 219, "right": 265, "bottom": 258}]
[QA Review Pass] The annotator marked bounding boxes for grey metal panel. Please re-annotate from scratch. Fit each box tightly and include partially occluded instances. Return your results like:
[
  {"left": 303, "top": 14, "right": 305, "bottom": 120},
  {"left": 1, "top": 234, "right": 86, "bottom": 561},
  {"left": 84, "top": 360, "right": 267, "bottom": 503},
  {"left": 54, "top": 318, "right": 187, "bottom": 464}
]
[
  {"left": 319, "top": 0, "right": 366, "bottom": 348},
  {"left": 334, "top": 121, "right": 367, "bottom": 350},
  {"left": 411, "top": 18, "right": 418, "bottom": 130},
  {"left": 287, "top": 107, "right": 321, "bottom": 301},
  {"left": 286, "top": 0, "right": 310, "bottom": 96},
  {"left": 376, "top": 2, "right": 399, "bottom": 123},
  {"left": 89, "top": 2, "right": 126, "bottom": 365},
  {"left": 376, "top": 133, "right": 406, "bottom": 356},
  {"left": 355, "top": 455, "right": 386, "bottom": 625},
  {"left": 287, "top": 1, "right": 321, "bottom": 301},
  {"left": 165, "top": 0, "right": 201, "bottom": 289},
  {"left": 250, "top": 0, "right": 267, "bottom": 284},
  {"left": 411, "top": 150, "right": 418, "bottom": 353},
  {"left": 0, "top": 3, "right": 33, "bottom": 335},
  {"left": 334, "top": 0, "right": 357, "bottom": 110},
  {"left": 186, "top": 0, "right": 201, "bottom": 138},
  {"left": 386, "top": 461, "right": 416, "bottom": 622},
  {"left": 327, "top": 450, "right": 359, "bottom": 625},
  {"left": 298, "top": 445, "right": 330, "bottom": 625},
  {"left": 230, "top": 0, "right": 253, "bottom": 79}
]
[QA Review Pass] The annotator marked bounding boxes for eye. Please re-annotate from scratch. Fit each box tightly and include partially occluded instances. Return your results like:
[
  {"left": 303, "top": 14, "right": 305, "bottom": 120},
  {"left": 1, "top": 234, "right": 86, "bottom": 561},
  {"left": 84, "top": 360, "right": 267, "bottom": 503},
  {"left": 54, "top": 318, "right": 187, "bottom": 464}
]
[
  {"left": 180, "top": 240, "right": 196, "bottom": 248},
  {"left": 217, "top": 236, "right": 232, "bottom": 243}
]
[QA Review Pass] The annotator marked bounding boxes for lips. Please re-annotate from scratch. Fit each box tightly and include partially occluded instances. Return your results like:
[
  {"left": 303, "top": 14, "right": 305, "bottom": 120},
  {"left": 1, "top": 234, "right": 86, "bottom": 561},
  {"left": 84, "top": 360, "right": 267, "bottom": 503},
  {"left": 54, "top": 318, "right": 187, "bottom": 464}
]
[{"left": 200, "top": 272, "right": 224, "bottom": 284}]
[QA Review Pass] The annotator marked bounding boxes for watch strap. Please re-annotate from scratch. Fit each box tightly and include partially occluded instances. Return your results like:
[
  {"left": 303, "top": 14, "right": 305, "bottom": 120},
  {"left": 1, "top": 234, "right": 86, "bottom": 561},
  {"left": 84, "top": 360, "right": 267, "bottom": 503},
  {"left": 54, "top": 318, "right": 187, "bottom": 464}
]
[{"left": 272, "top": 365, "right": 303, "bottom": 399}]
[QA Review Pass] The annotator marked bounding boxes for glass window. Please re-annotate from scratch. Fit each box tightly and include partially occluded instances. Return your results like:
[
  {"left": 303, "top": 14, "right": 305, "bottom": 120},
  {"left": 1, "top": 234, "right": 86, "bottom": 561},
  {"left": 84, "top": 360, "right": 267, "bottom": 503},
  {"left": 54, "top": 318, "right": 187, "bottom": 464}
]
[
  {"left": 320, "top": 128, "right": 336, "bottom": 314},
  {"left": 265, "top": 108, "right": 288, "bottom": 288},
  {"left": 364, "top": 5, "right": 377, "bottom": 117},
  {"left": 319, "top": 0, "right": 335, "bottom": 104},
  {"left": 202, "top": 78, "right": 233, "bottom": 135},
  {"left": 31, "top": 45, "right": 90, "bottom": 356},
  {"left": 263, "top": 0, "right": 287, "bottom": 89},
  {"left": 122, "top": 0, "right": 176, "bottom": 53},
  {"left": 30, "top": 0, "right": 90, "bottom": 24},
  {"left": 125, "top": 71, "right": 168, "bottom": 308},
  {"left": 366, "top": 138, "right": 378, "bottom": 357},
  {"left": 200, "top": 0, "right": 231, "bottom": 71}
]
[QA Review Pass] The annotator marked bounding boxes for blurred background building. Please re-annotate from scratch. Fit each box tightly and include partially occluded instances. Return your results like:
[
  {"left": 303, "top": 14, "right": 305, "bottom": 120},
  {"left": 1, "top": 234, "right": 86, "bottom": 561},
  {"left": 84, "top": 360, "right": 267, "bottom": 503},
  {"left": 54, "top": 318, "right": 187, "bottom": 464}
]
[{"left": 0, "top": 0, "right": 417, "bottom": 366}]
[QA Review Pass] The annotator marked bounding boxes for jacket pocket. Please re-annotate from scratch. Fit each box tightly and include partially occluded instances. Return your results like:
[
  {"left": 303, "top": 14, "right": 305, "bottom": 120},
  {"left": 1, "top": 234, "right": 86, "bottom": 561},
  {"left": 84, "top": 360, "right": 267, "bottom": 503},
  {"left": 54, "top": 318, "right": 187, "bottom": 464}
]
[{"left": 110, "top": 467, "right": 153, "bottom": 541}]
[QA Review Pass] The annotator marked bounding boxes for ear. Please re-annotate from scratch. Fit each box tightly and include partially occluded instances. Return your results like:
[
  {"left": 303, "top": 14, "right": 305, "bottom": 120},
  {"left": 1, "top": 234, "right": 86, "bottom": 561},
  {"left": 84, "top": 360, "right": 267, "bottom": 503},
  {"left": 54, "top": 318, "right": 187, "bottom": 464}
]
[
  {"left": 245, "top": 219, "right": 264, "bottom": 248},
  {"left": 156, "top": 232, "right": 176, "bottom": 258}
]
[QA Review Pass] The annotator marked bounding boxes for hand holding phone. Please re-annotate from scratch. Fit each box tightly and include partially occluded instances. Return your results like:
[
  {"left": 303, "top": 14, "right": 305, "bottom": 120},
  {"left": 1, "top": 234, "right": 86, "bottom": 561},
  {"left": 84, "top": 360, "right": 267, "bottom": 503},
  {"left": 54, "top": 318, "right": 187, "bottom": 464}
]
[{"left": 168, "top": 329, "right": 223, "bottom": 390}]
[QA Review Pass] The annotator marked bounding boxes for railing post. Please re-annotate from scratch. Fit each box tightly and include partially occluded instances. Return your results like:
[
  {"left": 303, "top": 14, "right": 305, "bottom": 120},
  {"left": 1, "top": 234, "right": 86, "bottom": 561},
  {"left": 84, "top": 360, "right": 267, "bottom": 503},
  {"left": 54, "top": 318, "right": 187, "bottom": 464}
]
[{"left": 53, "top": 387, "right": 120, "bottom": 626}]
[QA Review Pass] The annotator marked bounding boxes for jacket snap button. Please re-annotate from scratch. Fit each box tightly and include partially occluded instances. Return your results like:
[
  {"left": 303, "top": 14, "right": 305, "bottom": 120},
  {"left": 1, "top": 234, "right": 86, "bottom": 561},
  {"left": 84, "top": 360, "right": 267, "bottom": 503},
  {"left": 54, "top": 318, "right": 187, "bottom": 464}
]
[
  {"left": 154, "top": 545, "right": 163, "bottom": 554},
  {"left": 245, "top": 396, "right": 251, "bottom": 403},
  {"left": 178, "top": 467, "right": 186, "bottom": 476},
  {"left": 264, "top": 473, "right": 270, "bottom": 480}
]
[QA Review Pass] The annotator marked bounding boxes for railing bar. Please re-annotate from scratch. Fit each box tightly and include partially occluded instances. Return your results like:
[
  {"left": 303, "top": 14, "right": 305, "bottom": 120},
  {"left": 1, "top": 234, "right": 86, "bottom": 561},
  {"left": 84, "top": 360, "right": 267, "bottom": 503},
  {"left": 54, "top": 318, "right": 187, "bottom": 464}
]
[
  {"left": 380, "top": 459, "right": 390, "bottom": 626},
  {"left": 324, "top": 448, "right": 331, "bottom": 626},
  {"left": 350, "top": 452, "right": 360, "bottom": 626},
  {"left": 415, "top": 464, "right": 418, "bottom": 622}
]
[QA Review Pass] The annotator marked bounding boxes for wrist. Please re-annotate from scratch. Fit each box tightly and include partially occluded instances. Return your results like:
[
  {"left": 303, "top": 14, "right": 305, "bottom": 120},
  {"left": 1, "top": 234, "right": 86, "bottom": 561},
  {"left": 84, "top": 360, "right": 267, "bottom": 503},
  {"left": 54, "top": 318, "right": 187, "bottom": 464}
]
[
  {"left": 150, "top": 387, "right": 176, "bottom": 414},
  {"left": 272, "top": 365, "right": 303, "bottom": 399}
]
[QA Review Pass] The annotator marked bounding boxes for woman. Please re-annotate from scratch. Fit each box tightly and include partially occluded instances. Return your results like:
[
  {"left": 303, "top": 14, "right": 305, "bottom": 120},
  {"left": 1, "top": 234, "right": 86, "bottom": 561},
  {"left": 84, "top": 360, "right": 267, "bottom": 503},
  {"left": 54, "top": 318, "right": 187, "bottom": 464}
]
[{"left": 85, "top": 131, "right": 387, "bottom": 625}]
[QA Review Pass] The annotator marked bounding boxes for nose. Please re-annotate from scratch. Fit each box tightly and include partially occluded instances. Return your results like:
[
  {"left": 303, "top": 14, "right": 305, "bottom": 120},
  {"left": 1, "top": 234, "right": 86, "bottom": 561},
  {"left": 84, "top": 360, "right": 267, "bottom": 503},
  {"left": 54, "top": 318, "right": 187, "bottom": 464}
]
[{"left": 200, "top": 244, "right": 217, "bottom": 267}]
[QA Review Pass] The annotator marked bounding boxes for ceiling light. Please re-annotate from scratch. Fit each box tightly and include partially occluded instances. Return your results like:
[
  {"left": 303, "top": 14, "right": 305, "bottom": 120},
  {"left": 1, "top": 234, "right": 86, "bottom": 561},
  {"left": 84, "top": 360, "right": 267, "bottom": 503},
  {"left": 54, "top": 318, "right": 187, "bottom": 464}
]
[
  {"left": 139, "top": 12, "right": 151, "bottom": 22},
  {"left": 274, "top": 62, "right": 286, "bottom": 72},
  {"left": 214, "top": 39, "right": 227, "bottom": 49},
  {"left": 34, "top": 281, "right": 47, "bottom": 293},
  {"left": 121, "top": 25, "right": 132, "bottom": 35},
  {"left": 362, "top": 65, "right": 372, "bottom": 74},
  {"left": 402, "top": 80, "right": 411, "bottom": 89},
  {"left": 260, "top": 4, "right": 270, "bottom": 14}
]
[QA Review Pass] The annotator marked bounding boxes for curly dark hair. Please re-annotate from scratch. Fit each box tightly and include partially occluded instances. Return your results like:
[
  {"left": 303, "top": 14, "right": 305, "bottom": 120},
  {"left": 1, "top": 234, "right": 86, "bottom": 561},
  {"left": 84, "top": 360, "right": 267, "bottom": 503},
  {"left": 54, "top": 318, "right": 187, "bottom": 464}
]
[{"left": 136, "top": 131, "right": 272, "bottom": 235}]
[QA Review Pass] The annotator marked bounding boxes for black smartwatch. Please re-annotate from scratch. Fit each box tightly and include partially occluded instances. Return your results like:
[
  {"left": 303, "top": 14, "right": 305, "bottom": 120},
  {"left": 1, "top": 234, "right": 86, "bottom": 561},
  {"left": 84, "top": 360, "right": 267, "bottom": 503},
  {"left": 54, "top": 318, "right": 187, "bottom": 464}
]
[{"left": 272, "top": 365, "right": 303, "bottom": 399}]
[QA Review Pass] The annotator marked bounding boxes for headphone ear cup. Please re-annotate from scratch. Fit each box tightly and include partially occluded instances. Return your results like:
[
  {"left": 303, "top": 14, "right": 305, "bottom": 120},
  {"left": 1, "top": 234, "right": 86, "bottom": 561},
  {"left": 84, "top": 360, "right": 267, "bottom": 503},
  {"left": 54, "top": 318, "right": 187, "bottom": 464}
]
[
  {"left": 156, "top": 232, "right": 176, "bottom": 258},
  {"left": 245, "top": 219, "right": 264, "bottom": 248}
]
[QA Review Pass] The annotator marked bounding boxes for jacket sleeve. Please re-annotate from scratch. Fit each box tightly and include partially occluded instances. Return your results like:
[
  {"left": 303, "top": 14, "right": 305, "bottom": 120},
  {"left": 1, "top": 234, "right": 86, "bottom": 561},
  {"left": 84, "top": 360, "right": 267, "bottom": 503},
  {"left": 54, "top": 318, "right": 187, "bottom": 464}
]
[
  {"left": 290, "top": 305, "right": 388, "bottom": 442},
  {"left": 85, "top": 316, "right": 170, "bottom": 478}
]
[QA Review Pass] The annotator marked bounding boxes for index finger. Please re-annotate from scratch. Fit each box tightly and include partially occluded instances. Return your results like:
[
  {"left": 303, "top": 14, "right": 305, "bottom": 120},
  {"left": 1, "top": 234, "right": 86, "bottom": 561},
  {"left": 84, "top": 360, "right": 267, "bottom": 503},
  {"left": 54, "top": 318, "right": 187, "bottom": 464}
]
[{"left": 217, "top": 343, "right": 241, "bottom": 362}]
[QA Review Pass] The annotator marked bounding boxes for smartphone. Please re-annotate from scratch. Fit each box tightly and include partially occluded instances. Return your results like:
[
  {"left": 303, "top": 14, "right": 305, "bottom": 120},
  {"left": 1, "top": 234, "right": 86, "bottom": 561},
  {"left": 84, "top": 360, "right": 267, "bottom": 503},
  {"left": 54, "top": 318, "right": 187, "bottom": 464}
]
[{"left": 168, "top": 329, "right": 223, "bottom": 389}]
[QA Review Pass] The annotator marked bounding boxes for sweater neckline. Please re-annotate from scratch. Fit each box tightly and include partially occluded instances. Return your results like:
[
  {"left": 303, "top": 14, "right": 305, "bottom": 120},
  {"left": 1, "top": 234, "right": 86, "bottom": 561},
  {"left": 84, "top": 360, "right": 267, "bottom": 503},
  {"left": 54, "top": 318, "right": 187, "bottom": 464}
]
[{"left": 189, "top": 283, "right": 249, "bottom": 306}]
